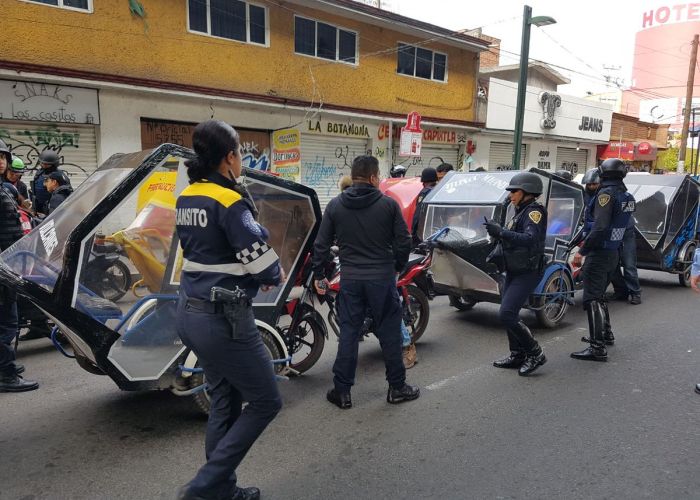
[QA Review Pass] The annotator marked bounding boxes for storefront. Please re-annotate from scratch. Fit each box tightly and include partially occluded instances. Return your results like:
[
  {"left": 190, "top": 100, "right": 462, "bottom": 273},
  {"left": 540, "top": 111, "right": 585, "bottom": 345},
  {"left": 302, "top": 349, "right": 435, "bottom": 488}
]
[
  {"left": 0, "top": 79, "right": 100, "bottom": 187},
  {"left": 391, "top": 125, "right": 466, "bottom": 174},
  {"left": 474, "top": 78, "right": 611, "bottom": 173},
  {"left": 597, "top": 140, "right": 659, "bottom": 172}
]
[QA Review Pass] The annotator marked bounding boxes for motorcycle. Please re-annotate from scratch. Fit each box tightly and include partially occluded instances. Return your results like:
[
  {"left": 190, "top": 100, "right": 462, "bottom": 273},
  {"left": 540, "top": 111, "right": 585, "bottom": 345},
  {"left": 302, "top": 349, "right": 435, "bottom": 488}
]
[{"left": 322, "top": 243, "right": 434, "bottom": 344}]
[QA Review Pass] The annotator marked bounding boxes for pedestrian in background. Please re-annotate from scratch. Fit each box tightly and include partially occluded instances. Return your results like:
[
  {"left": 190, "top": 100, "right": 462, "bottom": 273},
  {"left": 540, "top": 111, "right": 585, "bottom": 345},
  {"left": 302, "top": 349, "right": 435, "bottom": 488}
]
[
  {"left": 5, "top": 157, "right": 31, "bottom": 209},
  {"left": 44, "top": 171, "right": 73, "bottom": 215},
  {"left": 485, "top": 172, "right": 548, "bottom": 376},
  {"left": 31, "top": 150, "right": 70, "bottom": 216},
  {"left": 412, "top": 167, "right": 438, "bottom": 245},
  {"left": 312, "top": 155, "right": 419, "bottom": 408},
  {"left": 690, "top": 249, "right": 700, "bottom": 395},
  {"left": 175, "top": 120, "right": 284, "bottom": 500},
  {"left": 571, "top": 159, "right": 635, "bottom": 362},
  {"left": 436, "top": 162, "right": 454, "bottom": 181}
]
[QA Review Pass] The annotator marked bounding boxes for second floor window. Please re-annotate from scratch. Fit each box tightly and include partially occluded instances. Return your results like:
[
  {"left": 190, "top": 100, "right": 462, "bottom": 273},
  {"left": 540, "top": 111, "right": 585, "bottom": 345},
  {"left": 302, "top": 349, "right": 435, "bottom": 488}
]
[
  {"left": 188, "top": 0, "right": 267, "bottom": 45},
  {"left": 397, "top": 43, "right": 447, "bottom": 82},
  {"left": 25, "top": 0, "right": 90, "bottom": 10},
  {"left": 294, "top": 16, "right": 357, "bottom": 64}
]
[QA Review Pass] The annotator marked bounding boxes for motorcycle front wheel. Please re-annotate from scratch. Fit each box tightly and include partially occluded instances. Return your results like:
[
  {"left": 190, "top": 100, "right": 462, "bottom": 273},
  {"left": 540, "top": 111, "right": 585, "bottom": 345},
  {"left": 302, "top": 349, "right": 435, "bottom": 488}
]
[
  {"left": 286, "top": 308, "right": 326, "bottom": 374},
  {"left": 405, "top": 285, "right": 430, "bottom": 343},
  {"left": 91, "top": 259, "right": 132, "bottom": 302}
]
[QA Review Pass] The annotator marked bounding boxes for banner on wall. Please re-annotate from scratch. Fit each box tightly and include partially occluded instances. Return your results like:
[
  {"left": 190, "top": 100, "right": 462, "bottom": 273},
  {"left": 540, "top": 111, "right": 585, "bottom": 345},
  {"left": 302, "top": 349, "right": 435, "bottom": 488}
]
[{"left": 272, "top": 128, "right": 301, "bottom": 182}]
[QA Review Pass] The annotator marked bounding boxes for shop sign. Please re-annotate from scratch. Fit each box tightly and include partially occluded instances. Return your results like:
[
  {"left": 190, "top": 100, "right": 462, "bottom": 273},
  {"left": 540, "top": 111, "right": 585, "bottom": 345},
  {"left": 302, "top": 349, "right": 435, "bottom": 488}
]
[
  {"left": 399, "top": 112, "right": 422, "bottom": 157},
  {"left": 537, "top": 149, "right": 552, "bottom": 170},
  {"left": 0, "top": 79, "right": 100, "bottom": 124},
  {"left": 391, "top": 125, "right": 458, "bottom": 144},
  {"left": 635, "top": 141, "right": 657, "bottom": 160},
  {"left": 598, "top": 141, "right": 635, "bottom": 161},
  {"left": 272, "top": 128, "right": 301, "bottom": 182},
  {"left": 307, "top": 119, "right": 370, "bottom": 138}
]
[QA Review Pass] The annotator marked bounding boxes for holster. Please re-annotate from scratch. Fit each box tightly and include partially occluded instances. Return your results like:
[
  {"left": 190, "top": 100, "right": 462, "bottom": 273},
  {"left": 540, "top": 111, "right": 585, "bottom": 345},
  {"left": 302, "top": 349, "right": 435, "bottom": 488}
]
[
  {"left": 210, "top": 286, "right": 252, "bottom": 340},
  {"left": 486, "top": 242, "right": 506, "bottom": 273}
]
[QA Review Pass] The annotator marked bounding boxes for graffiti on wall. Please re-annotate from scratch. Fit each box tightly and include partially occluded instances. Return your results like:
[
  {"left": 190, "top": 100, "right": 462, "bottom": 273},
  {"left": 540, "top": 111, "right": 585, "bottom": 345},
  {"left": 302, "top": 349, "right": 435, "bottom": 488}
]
[
  {"left": 241, "top": 141, "right": 271, "bottom": 172},
  {"left": 0, "top": 125, "right": 88, "bottom": 180}
]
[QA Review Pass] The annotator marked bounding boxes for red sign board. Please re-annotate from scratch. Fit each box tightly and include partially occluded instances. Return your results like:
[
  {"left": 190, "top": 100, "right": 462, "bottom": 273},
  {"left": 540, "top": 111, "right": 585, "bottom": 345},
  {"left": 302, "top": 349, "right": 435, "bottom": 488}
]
[
  {"left": 598, "top": 141, "right": 635, "bottom": 161},
  {"left": 405, "top": 111, "right": 422, "bottom": 132},
  {"left": 399, "top": 111, "right": 423, "bottom": 156},
  {"left": 637, "top": 142, "right": 652, "bottom": 154}
]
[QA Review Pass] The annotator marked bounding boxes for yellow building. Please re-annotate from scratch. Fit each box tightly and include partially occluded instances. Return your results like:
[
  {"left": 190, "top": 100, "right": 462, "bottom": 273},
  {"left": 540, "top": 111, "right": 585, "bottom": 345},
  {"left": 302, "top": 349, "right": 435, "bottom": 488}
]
[{"left": 1, "top": 0, "right": 487, "bottom": 203}]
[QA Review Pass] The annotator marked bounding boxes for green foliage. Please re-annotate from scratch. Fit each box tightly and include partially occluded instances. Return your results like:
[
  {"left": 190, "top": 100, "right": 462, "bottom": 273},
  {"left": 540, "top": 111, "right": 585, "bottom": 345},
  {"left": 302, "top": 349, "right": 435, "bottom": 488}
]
[{"left": 656, "top": 147, "right": 700, "bottom": 172}]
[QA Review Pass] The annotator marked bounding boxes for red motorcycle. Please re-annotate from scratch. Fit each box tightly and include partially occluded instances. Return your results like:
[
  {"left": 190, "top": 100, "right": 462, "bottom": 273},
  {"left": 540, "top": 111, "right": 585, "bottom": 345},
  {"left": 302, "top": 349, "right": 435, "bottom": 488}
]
[{"left": 322, "top": 246, "right": 432, "bottom": 344}]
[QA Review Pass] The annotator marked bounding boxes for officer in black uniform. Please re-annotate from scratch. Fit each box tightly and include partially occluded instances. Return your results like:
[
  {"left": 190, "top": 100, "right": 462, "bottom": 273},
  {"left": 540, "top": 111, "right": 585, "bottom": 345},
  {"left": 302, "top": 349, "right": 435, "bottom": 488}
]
[
  {"left": 175, "top": 120, "right": 283, "bottom": 500},
  {"left": 411, "top": 167, "right": 438, "bottom": 244},
  {"left": 571, "top": 158, "right": 635, "bottom": 361},
  {"left": 31, "top": 150, "right": 71, "bottom": 215},
  {"left": 484, "top": 172, "right": 548, "bottom": 376}
]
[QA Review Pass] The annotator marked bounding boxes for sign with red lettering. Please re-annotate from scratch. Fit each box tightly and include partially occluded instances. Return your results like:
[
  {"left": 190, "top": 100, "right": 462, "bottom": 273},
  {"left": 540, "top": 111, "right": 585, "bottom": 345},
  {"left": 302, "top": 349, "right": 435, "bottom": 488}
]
[
  {"left": 404, "top": 111, "right": 422, "bottom": 132},
  {"left": 637, "top": 142, "right": 652, "bottom": 154},
  {"left": 400, "top": 112, "right": 423, "bottom": 156},
  {"left": 641, "top": 4, "right": 700, "bottom": 29}
]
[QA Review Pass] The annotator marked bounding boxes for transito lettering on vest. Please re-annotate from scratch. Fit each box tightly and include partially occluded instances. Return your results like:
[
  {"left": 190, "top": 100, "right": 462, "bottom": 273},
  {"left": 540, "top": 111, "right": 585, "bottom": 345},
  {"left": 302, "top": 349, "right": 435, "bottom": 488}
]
[{"left": 176, "top": 208, "right": 208, "bottom": 227}]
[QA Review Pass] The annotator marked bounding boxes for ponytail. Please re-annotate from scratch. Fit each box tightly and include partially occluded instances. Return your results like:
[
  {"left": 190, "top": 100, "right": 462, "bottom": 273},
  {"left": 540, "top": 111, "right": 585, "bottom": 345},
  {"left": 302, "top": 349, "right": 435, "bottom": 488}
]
[{"left": 186, "top": 120, "right": 240, "bottom": 182}]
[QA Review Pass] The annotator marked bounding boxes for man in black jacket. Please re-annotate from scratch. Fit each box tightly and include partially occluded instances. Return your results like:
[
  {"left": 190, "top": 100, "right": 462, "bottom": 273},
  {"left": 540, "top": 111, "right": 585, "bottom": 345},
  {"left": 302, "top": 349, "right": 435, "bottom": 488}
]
[
  {"left": 45, "top": 170, "right": 73, "bottom": 214},
  {"left": 312, "top": 155, "right": 419, "bottom": 409},
  {"left": 0, "top": 184, "right": 39, "bottom": 392}
]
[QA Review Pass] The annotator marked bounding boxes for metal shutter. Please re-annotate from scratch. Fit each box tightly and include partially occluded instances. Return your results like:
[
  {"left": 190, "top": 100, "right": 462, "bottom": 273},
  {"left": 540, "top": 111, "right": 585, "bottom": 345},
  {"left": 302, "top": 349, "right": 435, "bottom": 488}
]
[
  {"left": 300, "top": 135, "right": 369, "bottom": 210},
  {"left": 411, "top": 145, "right": 461, "bottom": 170},
  {"left": 0, "top": 121, "right": 98, "bottom": 187},
  {"left": 556, "top": 147, "right": 588, "bottom": 175},
  {"left": 488, "top": 141, "right": 527, "bottom": 170}
]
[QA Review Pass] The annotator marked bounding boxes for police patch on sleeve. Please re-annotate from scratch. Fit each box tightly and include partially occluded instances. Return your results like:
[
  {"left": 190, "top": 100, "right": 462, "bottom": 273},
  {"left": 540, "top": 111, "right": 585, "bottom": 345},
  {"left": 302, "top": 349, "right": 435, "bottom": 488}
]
[
  {"left": 598, "top": 193, "right": 611, "bottom": 207},
  {"left": 241, "top": 210, "right": 262, "bottom": 236},
  {"left": 528, "top": 210, "right": 542, "bottom": 224}
]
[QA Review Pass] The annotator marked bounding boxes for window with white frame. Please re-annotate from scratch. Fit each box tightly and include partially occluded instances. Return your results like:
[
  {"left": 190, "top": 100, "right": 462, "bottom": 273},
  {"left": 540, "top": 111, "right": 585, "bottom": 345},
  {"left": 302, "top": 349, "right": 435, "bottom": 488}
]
[
  {"left": 188, "top": 0, "right": 267, "bottom": 45},
  {"left": 294, "top": 16, "right": 357, "bottom": 64},
  {"left": 24, "top": 0, "right": 91, "bottom": 11},
  {"left": 397, "top": 43, "right": 447, "bottom": 82}
]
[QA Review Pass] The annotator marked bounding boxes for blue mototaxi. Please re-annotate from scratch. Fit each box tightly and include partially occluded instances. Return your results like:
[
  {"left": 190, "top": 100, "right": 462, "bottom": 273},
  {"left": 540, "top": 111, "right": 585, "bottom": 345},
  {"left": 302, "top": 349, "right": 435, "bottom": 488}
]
[
  {"left": 416, "top": 168, "right": 585, "bottom": 328},
  {"left": 0, "top": 144, "right": 322, "bottom": 414},
  {"left": 624, "top": 172, "right": 700, "bottom": 286}
]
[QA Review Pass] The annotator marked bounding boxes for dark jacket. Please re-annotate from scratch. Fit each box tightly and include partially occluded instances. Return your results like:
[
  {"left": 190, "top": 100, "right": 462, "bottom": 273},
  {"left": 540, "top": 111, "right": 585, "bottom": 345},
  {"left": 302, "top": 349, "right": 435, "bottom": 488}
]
[
  {"left": 411, "top": 185, "right": 433, "bottom": 244},
  {"left": 580, "top": 179, "right": 634, "bottom": 256},
  {"left": 312, "top": 183, "right": 412, "bottom": 281},
  {"left": 32, "top": 166, "right": 70, "bottom": 214},
  {"left": 0, "top": 184, "right": 23, "bottom": 251},
  {"left": 47, "top": 185, "right": 73, "bottom": 214}
]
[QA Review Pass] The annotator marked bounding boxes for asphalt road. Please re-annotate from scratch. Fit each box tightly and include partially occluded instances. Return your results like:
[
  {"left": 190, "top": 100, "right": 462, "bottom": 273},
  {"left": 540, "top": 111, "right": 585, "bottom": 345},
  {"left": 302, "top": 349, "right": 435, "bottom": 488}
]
[{"left": 2, "top": 270, "right": 699, "bottom": 500}]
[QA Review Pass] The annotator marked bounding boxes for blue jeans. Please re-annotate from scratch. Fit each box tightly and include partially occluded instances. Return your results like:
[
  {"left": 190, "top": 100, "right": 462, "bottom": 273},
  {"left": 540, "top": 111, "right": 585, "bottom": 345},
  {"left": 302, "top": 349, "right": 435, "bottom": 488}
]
[
  {"left": 335, "top": 278, "right": 405, "bottom": 392},
  {"left": 400, "top": 320, "right": 411, "bottom": 347}
]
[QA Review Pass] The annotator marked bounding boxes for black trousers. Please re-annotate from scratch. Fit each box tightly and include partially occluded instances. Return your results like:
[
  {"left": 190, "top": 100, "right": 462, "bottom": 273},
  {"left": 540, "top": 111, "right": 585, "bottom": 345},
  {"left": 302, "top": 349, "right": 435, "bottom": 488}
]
[
  {"left": 177, "top": 298, "right": 282, "bottom": 499},
  {"left": 334, "top": 278, "right": 405, "bottom": 392},
  {"left": 499, "top": 272, "right": 540, "bottom": 353},
  {"left": 582, "top": 250, "right": 619, "bottom": 308},
  {"left": 0, "top": 298, "right": 18, "bottom": 376}
]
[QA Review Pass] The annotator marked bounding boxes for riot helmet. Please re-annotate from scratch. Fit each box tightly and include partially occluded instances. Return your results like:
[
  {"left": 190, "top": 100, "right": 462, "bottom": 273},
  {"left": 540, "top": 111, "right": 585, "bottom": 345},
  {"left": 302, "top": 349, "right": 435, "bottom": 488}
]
[
  {"left": 581, "top": 168, "right": 600, "bottom": 185},
  {"left": 39, "top": 150, "right": 60, "bottom": 168},
  {"left": 390, "top": 165, "right": 407, "bottom": 178},
  {"left": 554, "top": 169, "right": 572, "bottom": 181},
  {"left": 505, "top": 171, "right": 543, "bottom": 196},
  {"left": 0, "top": 139, "right": 11, "bottom": 165},
  {"left": 598, "top": 158, "right": 627, "bottom": 179}
]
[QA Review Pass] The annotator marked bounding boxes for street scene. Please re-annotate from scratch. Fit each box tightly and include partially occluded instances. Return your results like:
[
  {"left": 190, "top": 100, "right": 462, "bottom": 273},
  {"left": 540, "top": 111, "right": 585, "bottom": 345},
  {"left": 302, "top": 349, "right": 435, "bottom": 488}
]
[{"left": 2, "top": 0, "right": 700, "bottom": 499}]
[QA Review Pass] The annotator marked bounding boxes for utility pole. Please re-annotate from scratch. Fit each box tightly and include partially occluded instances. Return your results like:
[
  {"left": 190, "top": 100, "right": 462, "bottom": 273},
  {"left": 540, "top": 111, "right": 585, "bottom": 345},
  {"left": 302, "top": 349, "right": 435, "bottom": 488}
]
[{"left": 678, "top": 34, "right": 699, "bottom": 174}]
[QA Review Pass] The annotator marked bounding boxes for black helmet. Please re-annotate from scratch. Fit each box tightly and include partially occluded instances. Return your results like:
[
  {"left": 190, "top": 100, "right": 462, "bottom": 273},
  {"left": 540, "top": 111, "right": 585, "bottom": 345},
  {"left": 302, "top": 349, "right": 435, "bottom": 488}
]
[
  {"left": 505, "top": 171, "right": 543, "bottom": 196},
  {"left": 598, "top": 158, "right": 627, "bottom": 179},
  {"left": 39, "top": 150, "right": 60, "bottom": 167},
  {"left": 0, "top": 139, "right": 11, "bottom": 164},
  {"left": 390, "top": 165, "right": 407, "bottom": 178},
  {"left": 420, "top": 167, "right": 438, "bottom": 183},
  {"left": 581, "top": 168, "right": 600, "bottom": 185},
  {"left": 554, "top": 169, "right": 572, "bottom": 181}
]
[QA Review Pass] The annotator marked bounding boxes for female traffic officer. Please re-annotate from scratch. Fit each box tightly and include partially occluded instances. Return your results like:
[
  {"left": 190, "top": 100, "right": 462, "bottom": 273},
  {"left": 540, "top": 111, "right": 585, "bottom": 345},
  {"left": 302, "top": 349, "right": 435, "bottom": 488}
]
[
  {"left": 175, "top": 120, "right": 283, "bottom": 500},
  {"left": 484, "top": 172, "right": 548, "bottom": 376}
]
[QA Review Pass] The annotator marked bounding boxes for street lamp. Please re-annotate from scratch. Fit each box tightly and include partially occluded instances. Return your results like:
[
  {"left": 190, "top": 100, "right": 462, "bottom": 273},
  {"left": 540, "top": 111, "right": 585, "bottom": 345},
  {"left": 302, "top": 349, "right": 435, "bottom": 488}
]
[{"left": 512, "top": 5, "right": 556, "bottom": 170}]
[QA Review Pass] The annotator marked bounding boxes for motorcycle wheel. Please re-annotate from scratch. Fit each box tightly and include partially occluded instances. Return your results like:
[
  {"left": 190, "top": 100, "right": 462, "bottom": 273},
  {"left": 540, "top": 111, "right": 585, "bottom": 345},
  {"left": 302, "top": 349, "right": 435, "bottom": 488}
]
[
  {"left": 286, "top": 307, "right": 326, "bottom": 374},
  {"left": 190, "top": 328, "right": 284, "bottom": 415},
  {"left": 405, "top": 285, "right": 430, "bottom": 343},
  {"left": 449, "top": 294, "right": 477, "bottom": 311},
  {"left": 96, "top": 260, "right": 132, "bottom": 302},
  {"left": 679, "top": 244, "right": 696, "bottom": 287}
]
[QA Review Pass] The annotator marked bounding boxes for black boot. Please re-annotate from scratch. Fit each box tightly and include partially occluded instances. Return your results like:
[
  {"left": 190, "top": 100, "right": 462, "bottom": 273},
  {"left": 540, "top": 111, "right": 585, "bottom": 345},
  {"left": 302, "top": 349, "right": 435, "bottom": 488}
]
[
  {"left": 573, "top": 301, "right": 608, "bottom": 361},
  {"left": 629, "top": 293, "right": 642, "bottom": 305},
  {"left": 387, "top": 383, "right": 420, "bottom": 404},
  {"left": 326, "top": 388, "right": 352, "bottom": 409},
  {"left": 493, "top": 352, "right": 526, "bottom": 369},
  {"left": 0, "top": 372, "right": 39, "bottom": 392},
  {"left": 231, "top": 486, "right": 261, "bottom": 500},
  {"left": 519, "top": 346, "right": 546, "bottom": 376}
]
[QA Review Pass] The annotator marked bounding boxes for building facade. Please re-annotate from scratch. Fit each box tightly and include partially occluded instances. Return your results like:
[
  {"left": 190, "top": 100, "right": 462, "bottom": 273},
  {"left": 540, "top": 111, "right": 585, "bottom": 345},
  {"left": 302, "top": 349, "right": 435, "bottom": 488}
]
[{"left": 1, "top": 0, "right": 487, "bottom": 206}]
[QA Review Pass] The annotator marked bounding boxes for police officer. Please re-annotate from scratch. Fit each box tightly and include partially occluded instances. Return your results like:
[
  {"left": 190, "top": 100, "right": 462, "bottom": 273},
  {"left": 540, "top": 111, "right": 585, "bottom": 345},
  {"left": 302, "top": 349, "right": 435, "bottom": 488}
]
[
  {"left": 571, "top": 158, "right": 635, "bottom": 361},
  {"left": 31, "top": 150, "right": 70, "bottom": 215},
  {"left": 555, "top": 169, "right": 573, "bottom": 181},
  {"left": 484, "top": 172, "right": 548, "bottom": 376},
  {"left": 175, "top": 120, "right": 283, "bottom": 500},
  {"left": 581, "top": 168, "right": 600, "bottom": 205},
  {"left": 411, "top": 167, "right": 438, "bottom": 244}
]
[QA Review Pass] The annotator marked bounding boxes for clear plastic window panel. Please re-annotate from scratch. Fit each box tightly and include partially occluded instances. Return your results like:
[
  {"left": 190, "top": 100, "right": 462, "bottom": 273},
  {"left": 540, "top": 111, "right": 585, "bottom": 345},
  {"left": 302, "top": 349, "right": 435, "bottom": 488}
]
[
  {"left": 667, "top": 181, "right": 697, "bottom": 238},
  {"left": 546, "top": 180, "right": 583, "bottom": 248},
  {"left": 243, "top": 178, "right": 316, "bottom": 305},
  {"left": 628, "top": 184, "right": 674, "bottom": 246},
  {"left": 424, "top": 205, "right": 495, "bottom": 243},
  {"left": 0, "top": 151, "right": 148, "bottom": 294}
]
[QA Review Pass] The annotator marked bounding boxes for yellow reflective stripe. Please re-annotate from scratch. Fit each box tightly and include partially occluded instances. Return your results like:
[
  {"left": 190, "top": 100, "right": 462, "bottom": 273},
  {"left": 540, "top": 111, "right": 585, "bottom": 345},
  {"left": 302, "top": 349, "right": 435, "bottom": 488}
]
[{"left": 180, "top": 180, "right": 241, "bottom": 208}]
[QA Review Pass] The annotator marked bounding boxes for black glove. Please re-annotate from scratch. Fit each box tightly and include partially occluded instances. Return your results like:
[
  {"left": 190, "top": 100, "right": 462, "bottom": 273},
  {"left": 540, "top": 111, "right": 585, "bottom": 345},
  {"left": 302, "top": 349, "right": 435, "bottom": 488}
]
[{"left": 484, "top": 219, "right": 502, "bottom": 238}]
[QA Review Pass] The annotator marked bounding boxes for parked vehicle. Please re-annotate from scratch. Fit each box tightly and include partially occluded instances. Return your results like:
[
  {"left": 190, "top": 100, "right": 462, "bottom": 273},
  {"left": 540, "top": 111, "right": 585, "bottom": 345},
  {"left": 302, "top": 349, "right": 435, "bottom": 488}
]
[
  {"left": 418, "top": 168, "right": 584, "bottom": 328},
  {"left": 0, "top": 145, "right": 322, "bottom": 415},
  {"left": 624, "top": 173, "right": 700, "bottom": 286}
]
